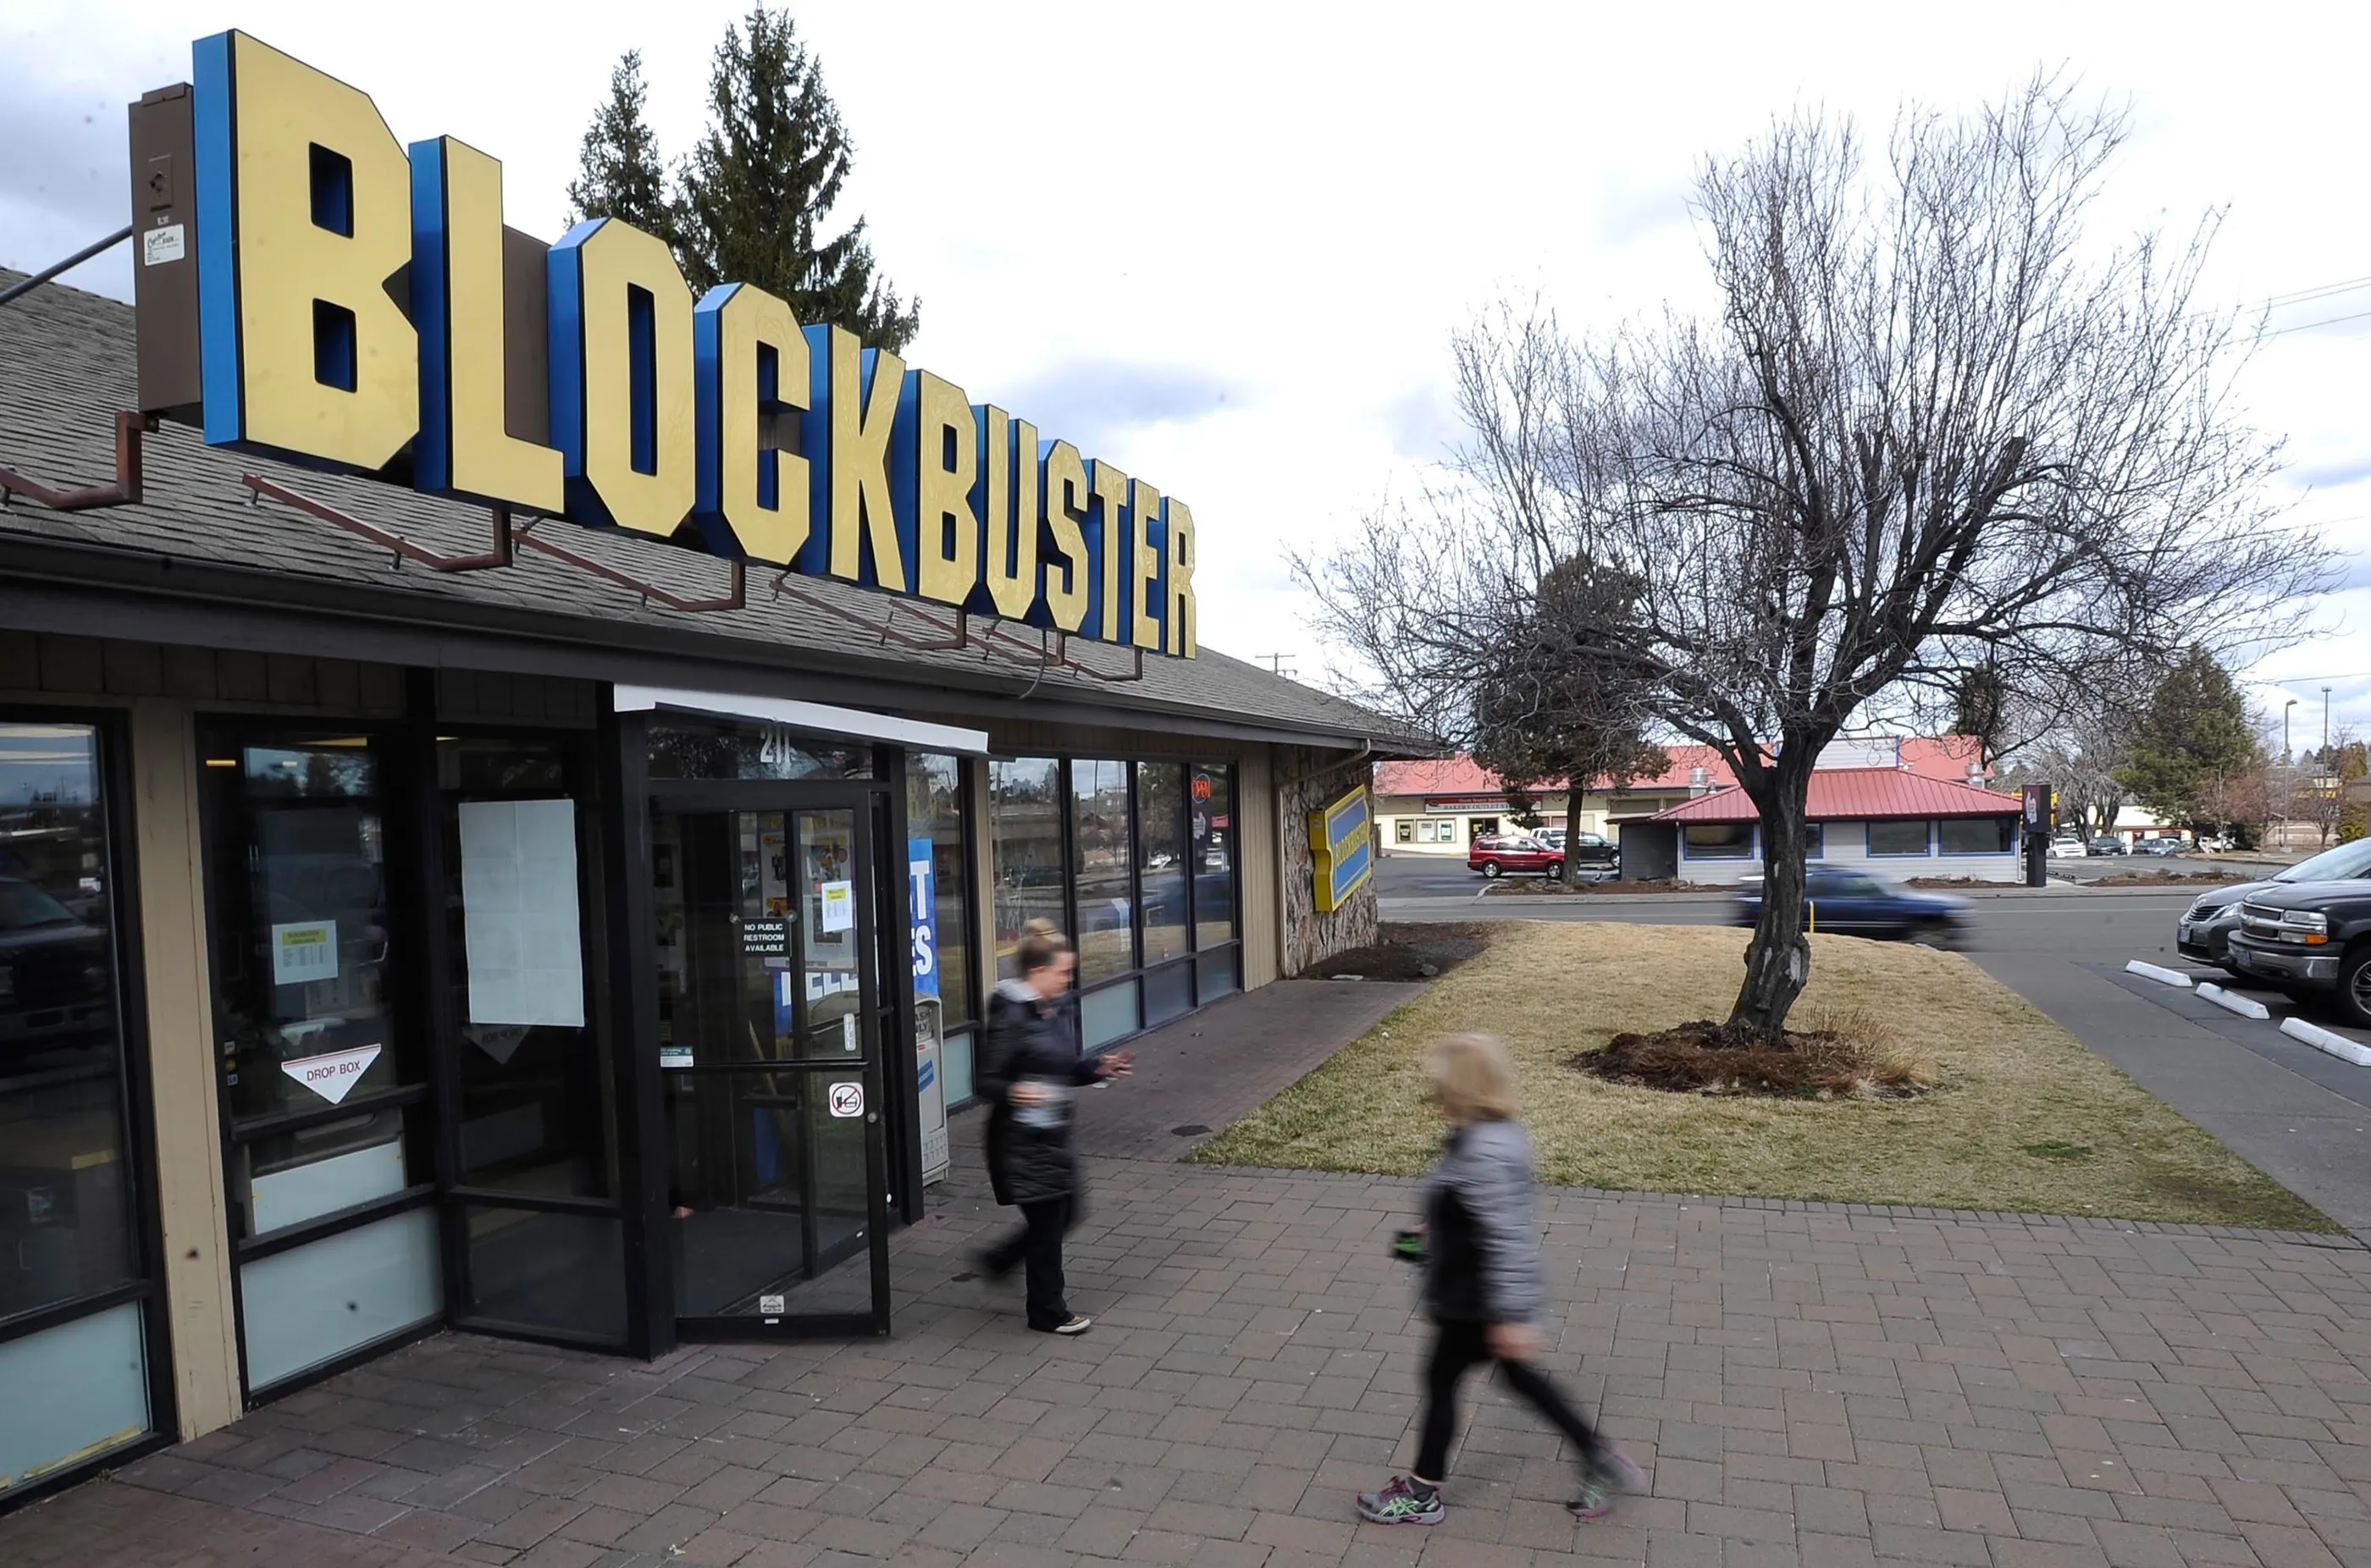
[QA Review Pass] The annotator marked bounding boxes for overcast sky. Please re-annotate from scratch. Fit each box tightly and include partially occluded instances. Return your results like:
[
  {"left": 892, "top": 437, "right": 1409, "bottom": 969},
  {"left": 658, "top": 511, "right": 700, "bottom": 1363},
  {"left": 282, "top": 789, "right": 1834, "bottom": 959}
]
[{"left": 7, "top": 1, "right": 2368, "bottom": 750}]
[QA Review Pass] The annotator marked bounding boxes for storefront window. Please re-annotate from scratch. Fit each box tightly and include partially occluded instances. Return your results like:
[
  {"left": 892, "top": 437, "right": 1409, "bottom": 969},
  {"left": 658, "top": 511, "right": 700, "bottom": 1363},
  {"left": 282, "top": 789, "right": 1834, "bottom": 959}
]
[
  {"left": 0, "top": 720, "right": 155, "bottom": 1496},
  {"left": 200, "top": 726, "right": 439, "bottom": 1394},
  {"left": 989, "top": 758, "right": 1062, "bottom": 979},
  {"left": 1070, "top": 760, "right": 1134, "bottom": 984},
  {"left": 1138, "top": 763, "right": 1188, "bottom": 969},
  {"left": 648, "top": 717, "right": 871, "bottom": 782},
  {"left": 906, "top": 754, "right": 976, "bottom": 1105},
  {"left": 439, "top": 738, "right": 610, "bottom": 1201},
  {"left": 1191, "top": 764, "right": 1237, "bottom": 951}
]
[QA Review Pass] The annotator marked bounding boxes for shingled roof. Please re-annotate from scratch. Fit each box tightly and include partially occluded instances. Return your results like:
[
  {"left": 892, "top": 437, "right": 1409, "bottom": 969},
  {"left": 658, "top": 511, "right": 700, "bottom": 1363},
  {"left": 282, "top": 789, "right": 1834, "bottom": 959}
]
[{"left": 0, "top": 271, "right": 1431, "bottom": 754}]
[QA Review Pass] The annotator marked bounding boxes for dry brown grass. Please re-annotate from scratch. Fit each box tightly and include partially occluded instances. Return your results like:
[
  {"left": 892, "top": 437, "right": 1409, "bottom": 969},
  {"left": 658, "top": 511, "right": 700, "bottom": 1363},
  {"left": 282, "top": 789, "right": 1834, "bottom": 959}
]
[{"left": 1193, "top": 922, "right": 2333, "bottom": 1231}]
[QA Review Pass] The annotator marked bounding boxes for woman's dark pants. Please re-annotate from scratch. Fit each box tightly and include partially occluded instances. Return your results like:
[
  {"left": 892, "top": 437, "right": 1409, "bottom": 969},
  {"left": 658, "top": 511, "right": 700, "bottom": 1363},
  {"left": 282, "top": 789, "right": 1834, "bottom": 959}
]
[{"left": 987, "top": 1196, "right": 1075, "bottom": 1329}]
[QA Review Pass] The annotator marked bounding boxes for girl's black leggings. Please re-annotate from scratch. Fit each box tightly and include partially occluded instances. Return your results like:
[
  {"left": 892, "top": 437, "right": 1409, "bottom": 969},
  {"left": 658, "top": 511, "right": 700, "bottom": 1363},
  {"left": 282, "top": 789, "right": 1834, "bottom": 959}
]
[{"left": 1414, "top": 1318, "right": 1602, "bottom": 1481}]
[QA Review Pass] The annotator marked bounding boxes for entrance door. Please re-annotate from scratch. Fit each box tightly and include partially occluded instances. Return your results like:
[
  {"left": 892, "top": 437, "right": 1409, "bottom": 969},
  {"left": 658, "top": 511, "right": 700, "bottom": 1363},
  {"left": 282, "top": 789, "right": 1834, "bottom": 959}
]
[{"left": 648, "top": 792, "right": 890, "bottom": 1337}]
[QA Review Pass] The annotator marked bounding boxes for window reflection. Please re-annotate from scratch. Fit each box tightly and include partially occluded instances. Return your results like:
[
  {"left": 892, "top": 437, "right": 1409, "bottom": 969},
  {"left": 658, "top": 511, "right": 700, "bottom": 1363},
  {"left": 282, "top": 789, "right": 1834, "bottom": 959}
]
[
  {"left": 1070, "top": 760, "right": 1133, "bottom": 984},
  {"left": 988, "top": 758, "right": 1062, "bottom": 979},
  {"left": 1137, "top": 762, "right": 1187, "bottom": 967},
  {"left": 0, "top": 722, "right": 133, "bottom": 1323},
  {"left": 904, "top": 754, "right": 974, "bottom": 1029},
  {"left": 648, "top": 718, "right": 871, "bottom": 781},
  {"left": 1191, "top": 764, "right": 1237, "bottom": 950}
]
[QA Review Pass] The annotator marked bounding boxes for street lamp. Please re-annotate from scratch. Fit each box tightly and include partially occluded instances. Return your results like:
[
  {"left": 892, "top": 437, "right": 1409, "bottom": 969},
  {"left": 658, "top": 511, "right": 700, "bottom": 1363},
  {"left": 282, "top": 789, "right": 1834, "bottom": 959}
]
[
  {"left": 2285, "top": 698, "right": 2300, "bottom": 849},
  {"left": 2286, "top": 698, "right": 2300, "bottom": 763}
]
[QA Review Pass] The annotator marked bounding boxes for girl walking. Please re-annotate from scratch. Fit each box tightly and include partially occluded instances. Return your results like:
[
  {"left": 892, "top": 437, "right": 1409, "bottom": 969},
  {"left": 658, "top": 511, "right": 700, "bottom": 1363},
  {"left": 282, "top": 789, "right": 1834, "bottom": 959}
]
[
  {"left": 1359, "top": 1033, "right": 1637, "bottom": 1526},
  {"left": 974, "top": 919, "right": 1130, "bottom": 1334}
]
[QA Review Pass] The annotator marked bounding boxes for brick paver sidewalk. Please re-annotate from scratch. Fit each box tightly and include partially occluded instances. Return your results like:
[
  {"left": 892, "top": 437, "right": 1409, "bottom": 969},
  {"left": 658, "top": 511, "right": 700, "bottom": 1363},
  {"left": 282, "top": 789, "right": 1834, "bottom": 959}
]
[{"left": 7, "top": 1152, "right": 2370, "bottom": 1567}]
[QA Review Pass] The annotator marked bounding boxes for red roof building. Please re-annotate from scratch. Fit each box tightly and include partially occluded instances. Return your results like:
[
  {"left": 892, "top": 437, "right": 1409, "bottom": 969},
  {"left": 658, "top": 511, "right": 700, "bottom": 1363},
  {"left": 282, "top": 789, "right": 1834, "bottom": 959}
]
[{"left": 1649, "top": 768, "right": 2018, "bottom": 823}]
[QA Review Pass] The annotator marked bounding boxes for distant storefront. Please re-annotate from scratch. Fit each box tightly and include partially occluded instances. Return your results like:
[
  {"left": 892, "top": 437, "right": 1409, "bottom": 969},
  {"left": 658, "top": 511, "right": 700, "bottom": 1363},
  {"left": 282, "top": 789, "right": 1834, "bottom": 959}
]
[{"left": 0, "top": 29, "right": 1419, "bottom": 1505}]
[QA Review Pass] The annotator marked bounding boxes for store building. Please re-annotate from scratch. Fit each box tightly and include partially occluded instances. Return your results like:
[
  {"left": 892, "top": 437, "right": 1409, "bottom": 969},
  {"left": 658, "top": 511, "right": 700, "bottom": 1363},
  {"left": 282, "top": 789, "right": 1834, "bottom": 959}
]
[
  {"left": 1374, "top": 737, "right": 1987, "bottom": 857},
  {"left": 1617, "top": 766, "right": 2022, "bottom": 884},
  {"left": 0, "top": 33, "right": 1418, "bottom": 1505}
]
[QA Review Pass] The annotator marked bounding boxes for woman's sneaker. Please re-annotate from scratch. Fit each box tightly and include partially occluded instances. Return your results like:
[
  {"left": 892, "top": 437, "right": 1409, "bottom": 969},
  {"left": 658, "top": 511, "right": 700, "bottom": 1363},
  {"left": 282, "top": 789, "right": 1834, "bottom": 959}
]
[
  {"left": 1357, "top": 1475, "right": 1445, "bottom": 1525},
  {"left": 1032, "top": 1315, "right": 1092, "bottom": 1335}
]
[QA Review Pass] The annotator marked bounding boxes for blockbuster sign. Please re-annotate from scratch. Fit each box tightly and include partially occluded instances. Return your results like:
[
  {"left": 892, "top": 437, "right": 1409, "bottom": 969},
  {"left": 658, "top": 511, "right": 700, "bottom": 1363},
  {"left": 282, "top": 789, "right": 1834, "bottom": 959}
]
[{"left": 172, "top": 30, "right": 1197, "bottom": 656}]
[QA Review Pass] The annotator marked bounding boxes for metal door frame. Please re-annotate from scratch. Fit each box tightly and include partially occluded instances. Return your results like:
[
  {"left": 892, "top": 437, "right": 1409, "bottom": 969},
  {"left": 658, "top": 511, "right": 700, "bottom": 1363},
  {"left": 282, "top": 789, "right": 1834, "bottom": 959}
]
[{"left": 633, "top": 776, "right": 894, "bottom": 1344}]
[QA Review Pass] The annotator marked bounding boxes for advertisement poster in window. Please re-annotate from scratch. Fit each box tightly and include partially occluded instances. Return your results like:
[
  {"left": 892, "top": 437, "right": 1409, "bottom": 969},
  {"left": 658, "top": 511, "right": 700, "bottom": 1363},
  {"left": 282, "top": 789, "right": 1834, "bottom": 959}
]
[{"left": 908, "top": 838, "right": 937, "bottom": 997}]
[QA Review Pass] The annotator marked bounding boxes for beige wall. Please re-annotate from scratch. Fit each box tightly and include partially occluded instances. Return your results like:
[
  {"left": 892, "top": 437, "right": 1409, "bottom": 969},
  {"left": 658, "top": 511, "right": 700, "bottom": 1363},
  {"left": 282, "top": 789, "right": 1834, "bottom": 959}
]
[{"left": 1239, "top": 747, "right": 1280, "bottom": 989}]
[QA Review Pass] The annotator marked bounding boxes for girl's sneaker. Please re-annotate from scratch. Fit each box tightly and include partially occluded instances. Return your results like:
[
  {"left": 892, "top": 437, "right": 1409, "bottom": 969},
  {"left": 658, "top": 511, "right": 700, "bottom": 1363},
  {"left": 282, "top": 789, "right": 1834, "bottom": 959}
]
[
  {"left": 1570, "top": 1447, "right": 1643, "bottom": 1520},
  {"left": 1357, "top": 1475, "right": 1445, "bottom": 1525}
]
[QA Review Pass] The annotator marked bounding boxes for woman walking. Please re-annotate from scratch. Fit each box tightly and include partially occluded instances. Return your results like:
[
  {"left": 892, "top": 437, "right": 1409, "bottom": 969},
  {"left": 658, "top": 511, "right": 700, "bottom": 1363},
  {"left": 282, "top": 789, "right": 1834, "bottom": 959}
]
[
  {"left": 1359, "top": 1033, "right": 1636, "bottom": 1526},
  {"left": 974, "top": 919, "right": 1130, "bottom": 1335}
]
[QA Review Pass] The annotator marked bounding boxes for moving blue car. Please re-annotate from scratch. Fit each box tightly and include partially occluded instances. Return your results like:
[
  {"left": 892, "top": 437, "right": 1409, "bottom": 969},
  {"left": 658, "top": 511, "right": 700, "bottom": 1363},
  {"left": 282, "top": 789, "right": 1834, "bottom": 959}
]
[{"left": 1731, "top": 867, "right": 1972, "bottom": 947}]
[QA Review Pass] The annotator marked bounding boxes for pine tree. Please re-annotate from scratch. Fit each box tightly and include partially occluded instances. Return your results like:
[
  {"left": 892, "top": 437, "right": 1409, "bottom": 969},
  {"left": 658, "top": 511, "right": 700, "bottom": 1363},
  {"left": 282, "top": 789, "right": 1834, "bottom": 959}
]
[
  {"left": 2115, "top": 646, "right": 2259, "bottom": 832},
  {"left": 676, "top": 8, "right": 920, "bottom": 352},
  {"left": 566, "top": 51, "right": 678, "bottom": 244}
]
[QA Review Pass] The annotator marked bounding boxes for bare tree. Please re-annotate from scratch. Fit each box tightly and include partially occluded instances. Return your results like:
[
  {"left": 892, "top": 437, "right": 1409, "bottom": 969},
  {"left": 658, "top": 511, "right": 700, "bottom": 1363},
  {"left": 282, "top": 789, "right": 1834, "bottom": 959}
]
[{"left": 1298, "top": 78, "right": 2321, "bottom": 1035}]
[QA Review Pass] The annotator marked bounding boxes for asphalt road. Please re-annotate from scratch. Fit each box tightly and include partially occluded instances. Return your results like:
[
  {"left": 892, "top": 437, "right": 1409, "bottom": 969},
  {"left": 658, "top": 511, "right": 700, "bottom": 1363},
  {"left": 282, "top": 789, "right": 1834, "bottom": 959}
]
[{"left": 1379, "top": 854, "right": 2371, "bottom": 1232}]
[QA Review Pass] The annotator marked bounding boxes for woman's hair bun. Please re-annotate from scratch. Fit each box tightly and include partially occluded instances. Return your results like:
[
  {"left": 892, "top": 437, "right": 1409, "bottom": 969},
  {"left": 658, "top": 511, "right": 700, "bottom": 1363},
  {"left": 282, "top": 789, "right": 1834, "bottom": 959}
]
[{"left": 1023, "top": 917, "right": 1059, "bottom": 938}]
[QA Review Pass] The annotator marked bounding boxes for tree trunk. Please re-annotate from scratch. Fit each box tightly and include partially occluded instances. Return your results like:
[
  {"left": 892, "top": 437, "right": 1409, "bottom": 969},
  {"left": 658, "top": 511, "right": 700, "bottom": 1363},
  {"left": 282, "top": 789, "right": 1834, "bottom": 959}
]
[
  {"left": 1727, "top": 772, "right": 1811, "bottom": 1037},
  {"left": 1566, "top": 781, "right": 1590, "bottom": 877}
]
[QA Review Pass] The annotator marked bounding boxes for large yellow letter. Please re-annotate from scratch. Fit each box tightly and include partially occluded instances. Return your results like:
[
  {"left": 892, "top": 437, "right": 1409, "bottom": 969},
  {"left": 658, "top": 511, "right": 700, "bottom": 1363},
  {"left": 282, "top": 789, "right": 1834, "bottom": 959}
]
[
  {"left": 411, "top": 136, "right": 561, "bottom": 511},
  {"left": 914, "top": 373, "right": 979, "bottom": 606},
  {"left": 692, "top": 283, "right": 810, "bottom": 562},
  {"left": 1165, "top": 499, "right": 1197, "bottom": 658},
  {"left": 1088, "top": 461, "right": 1130, "bottom": 643},
  {"left": 983, "top": 414, "right": 1040, "bottom": 621},
  {"left": 548, "top": 218, "right": 695, "bottom": 536},
  {"left": 195, "top": 30, "right": 416, "bottom": 469},
  {"left": 1038, "top": 440, "right": 1091, "bottom": 634},
  {"left": 1128, "top": 478, "right": 1165, "bottom": 653},
  {"left": 822, "top": 327, "right": 907, "bottom": 590}
]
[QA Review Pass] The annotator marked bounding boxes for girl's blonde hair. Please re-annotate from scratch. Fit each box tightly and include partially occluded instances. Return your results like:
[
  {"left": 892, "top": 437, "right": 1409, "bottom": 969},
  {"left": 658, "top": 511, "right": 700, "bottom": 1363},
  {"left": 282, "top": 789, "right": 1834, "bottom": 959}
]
[
  {"left": 1423, "top": 1032, "right": 1521, "bottom": 1123},
  {"left": 1016, "top": 917, "right": 1072, "bottom": 974}
]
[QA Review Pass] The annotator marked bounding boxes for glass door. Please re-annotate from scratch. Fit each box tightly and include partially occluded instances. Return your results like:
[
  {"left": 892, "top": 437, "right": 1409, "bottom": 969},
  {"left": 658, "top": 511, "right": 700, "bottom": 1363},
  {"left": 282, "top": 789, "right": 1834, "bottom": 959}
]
[{"left": 649, "top": 794, "right": 888, "bottom": 1337}]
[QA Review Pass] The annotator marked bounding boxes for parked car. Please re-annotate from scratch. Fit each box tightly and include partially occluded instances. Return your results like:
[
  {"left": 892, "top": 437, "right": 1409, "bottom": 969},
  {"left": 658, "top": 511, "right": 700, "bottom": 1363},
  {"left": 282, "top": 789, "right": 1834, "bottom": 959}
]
[
  {"left": 2048, "top": 836, "right": 2087, "bottom": 859},
  {"left": 2136, "top": 837, "right": 2185, "bottom": 857},
  {"left": 1730, "top": 868, "right": 1970, "bottom": 947},
  {"left": 1562, "top": 831, "right": 1620, "bottom": 876},
  {"left": 2222, "top": 880, "right": 2371, "bottom": 1024},
  {"left": 1467, "top": 834, "right": 1562, "bottom": 880},
  {"left": 2088, "top": 836, "right": 2127, "bottom": 855},
  {"left": 2179, "top": 837, "right": 2371, "bottom": 969}
]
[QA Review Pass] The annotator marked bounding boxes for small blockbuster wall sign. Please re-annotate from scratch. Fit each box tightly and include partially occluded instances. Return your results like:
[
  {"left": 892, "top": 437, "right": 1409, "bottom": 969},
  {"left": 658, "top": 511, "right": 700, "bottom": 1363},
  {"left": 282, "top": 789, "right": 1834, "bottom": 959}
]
[
  {"left": 136, "top": 31, "right": 1196, "bottom": 656},
  {"left": 1308, "top": 785, "right": 1373, "bottom": 914}
]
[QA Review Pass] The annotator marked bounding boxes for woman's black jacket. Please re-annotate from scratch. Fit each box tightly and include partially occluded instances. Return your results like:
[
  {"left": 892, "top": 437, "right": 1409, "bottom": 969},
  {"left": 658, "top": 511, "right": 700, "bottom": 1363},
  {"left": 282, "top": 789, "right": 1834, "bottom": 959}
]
[{"left": 976, "top": 979, "right": 1101, "bottom": 1206}]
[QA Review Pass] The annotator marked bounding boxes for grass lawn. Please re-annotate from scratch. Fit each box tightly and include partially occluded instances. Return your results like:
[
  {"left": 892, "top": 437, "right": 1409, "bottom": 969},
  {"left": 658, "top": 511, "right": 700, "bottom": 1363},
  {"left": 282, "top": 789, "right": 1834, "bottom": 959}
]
[{"left": 1194, "top": 922, "right": 2335, "bottom": 1231}]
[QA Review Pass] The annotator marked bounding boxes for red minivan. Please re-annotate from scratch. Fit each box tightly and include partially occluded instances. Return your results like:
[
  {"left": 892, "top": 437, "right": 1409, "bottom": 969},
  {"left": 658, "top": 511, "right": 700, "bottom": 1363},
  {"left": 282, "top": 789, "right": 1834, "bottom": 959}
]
[{"left": 1468, "top": 833, "right": 1563, "bottom": 880}]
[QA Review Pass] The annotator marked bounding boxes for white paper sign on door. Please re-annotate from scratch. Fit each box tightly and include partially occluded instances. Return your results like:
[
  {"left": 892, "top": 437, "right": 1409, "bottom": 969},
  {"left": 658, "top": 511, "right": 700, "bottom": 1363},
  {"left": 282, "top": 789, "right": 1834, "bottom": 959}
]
[
  {"left": 280, "top": 1043, "right": 382, "bottom": 1105},
  {"left": 827, "top": 1081, "right": 864, "bottom": 1117},
  {"left": 819, "top": 880, "right": 854, "bottom": 932},
  {"left": 270, "top": 920, "right": 339, "bottom": 986},
  {"left": 459, "top": 798, "right": 585, "bottom": 1029}
]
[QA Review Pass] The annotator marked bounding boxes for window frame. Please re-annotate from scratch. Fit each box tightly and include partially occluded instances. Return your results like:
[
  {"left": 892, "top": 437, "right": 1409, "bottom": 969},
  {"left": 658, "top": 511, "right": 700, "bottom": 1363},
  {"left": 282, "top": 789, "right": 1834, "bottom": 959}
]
[
  {"left": 1937, "top": 815, "right": 2019, "bottom": 856},
  {"left": 1865, "top": 819, "right": 1933, "bottom": 858},
  {"left": 1682, "top": 821, "right": 1755, "bottom": 859},
  {"left": 0, "top": 704, "right": 179, "bottom": 1499}
]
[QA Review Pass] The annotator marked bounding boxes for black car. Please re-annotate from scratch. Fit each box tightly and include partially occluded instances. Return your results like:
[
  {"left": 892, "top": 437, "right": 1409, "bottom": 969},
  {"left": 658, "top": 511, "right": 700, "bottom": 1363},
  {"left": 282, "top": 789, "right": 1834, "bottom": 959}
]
[
  {"left": 2221, "top": 880, "right": 2371, "bottom": 1024},
  {"left": 2089, "top": 836, "right": 2127, "bottom": 855},
  {"left": 2178, "top": 838, "right": 2371, "bottom": 969},
  {"left": 1732, "top": 868, "right": 1970, "bottom": 946}
]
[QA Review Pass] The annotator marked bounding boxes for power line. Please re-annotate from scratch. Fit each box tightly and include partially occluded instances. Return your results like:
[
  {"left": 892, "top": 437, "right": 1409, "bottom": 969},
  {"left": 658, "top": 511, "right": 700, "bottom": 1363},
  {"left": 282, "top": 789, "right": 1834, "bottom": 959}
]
[
  {"left": 2263, "top": 273, "right": 2371, "bottom": 309},
  {"left": 2264, "top": 306, "right": 2371, "bottom": 340}
]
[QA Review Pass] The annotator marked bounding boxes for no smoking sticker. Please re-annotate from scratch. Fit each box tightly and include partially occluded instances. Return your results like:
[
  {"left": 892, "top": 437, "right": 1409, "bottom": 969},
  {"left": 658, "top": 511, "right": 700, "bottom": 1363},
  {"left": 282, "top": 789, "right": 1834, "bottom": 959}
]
[{"left": 827, "top": 1082, "right": 864, "bottom": 1118}]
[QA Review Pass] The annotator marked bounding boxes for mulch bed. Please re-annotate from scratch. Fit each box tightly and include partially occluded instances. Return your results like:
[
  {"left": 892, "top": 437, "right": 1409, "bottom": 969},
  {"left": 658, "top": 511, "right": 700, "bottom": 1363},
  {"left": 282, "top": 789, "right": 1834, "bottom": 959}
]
[
  {"left": 2084, "top": 871, "right": 2247, "bottom": 887},
  {"left": 1303, "top": 921, "right": 1495, "bottom": 982},
  {"left": 1573, "top": 1019, "right": 1929, "bottom": 1098},
  {"left": 1481, "top": 878, "right": 1683, "bottom": 896}
]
